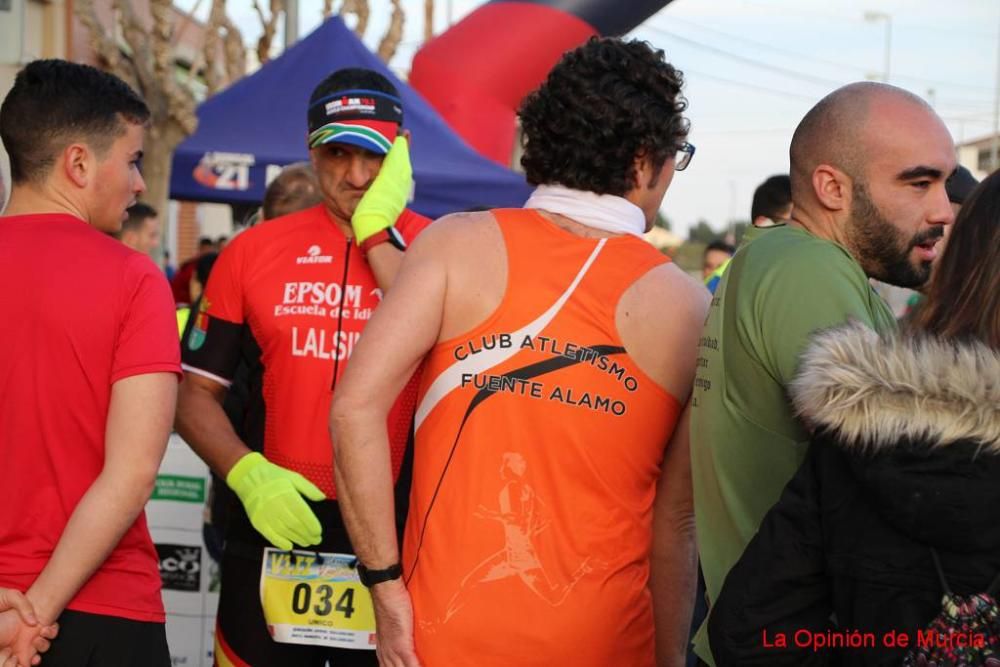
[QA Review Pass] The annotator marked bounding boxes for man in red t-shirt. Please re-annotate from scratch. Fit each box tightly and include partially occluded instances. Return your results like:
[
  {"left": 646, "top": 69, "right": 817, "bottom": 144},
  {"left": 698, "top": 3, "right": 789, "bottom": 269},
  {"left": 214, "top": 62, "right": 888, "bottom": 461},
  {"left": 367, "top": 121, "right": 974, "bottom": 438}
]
[
  {"left": 176, "top": 67, "right": 430, "bottom": 667},
  {"left": 0, "top": 60, "right": 181, "bottom": 666}
]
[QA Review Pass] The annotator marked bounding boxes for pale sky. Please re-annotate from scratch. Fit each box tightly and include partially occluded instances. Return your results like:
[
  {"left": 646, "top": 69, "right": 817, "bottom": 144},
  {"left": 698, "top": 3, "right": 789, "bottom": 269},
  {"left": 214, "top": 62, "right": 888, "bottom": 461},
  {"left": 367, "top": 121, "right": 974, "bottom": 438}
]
[{"left": 188, "top": 0, "right": 1000, "bottom": 238}]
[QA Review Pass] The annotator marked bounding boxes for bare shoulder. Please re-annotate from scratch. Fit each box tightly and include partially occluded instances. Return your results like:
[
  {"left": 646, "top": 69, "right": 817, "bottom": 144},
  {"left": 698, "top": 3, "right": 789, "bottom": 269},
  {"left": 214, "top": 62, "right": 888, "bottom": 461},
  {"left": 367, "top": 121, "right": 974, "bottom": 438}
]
[
  {"left": 617, "top": 262, "right": 710, "bottom": 400},
  {"left": 410, "top": 211, "right": 507, "bottom": 342},
  {"left": 409, "top": 211, "right": 502, "bottom": 255},
  {"left": 620, "top": 262, "right": 709, "bottom": 327}
]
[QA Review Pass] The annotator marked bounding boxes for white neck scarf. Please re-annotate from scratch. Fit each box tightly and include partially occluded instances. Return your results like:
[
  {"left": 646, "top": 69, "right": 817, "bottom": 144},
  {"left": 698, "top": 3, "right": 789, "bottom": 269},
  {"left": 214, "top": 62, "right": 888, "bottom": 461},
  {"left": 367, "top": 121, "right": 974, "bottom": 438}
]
[{"left": 524, "top": 184, "right": 646, "bottom": 238}]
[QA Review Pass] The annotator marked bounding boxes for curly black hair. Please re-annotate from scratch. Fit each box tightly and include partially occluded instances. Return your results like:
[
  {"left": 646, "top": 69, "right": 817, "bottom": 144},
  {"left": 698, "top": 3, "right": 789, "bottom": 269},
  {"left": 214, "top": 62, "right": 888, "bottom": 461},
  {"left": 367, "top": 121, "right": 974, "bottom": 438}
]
[{"left": 518, "top": 37, "right": 689, "bottom": 196}]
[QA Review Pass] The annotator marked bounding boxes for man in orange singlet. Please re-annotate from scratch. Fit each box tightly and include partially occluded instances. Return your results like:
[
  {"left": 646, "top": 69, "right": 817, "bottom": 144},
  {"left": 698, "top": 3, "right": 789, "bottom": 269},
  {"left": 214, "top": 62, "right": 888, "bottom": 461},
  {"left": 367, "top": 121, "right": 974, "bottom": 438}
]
[{"left": 330, "top": 38, "right": 708, "bottom": 667}]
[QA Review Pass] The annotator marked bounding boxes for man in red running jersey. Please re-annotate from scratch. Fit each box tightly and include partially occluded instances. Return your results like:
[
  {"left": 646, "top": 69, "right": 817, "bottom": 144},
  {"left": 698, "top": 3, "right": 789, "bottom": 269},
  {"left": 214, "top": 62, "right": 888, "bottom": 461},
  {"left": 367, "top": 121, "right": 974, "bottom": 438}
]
[{"left": 176, "top": 67, "right": 430, "bottom": 667}]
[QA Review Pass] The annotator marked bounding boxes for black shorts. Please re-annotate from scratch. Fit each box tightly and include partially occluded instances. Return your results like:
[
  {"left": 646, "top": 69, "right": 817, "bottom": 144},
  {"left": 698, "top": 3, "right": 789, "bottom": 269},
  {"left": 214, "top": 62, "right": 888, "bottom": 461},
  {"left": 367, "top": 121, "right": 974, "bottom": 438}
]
[
  {"left": 40, "top": 609, "right": 170, "bottom": 667},
  {"left": 214, "top": 499, "right": 378, "bottom": 667}
]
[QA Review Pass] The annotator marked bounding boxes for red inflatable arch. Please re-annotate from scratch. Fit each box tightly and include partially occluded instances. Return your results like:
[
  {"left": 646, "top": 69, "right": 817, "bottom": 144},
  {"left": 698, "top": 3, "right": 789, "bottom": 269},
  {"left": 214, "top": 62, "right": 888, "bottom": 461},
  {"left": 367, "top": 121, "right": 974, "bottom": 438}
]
[{"left": 409, "top": 0, "right": 675, "bottom": 165}]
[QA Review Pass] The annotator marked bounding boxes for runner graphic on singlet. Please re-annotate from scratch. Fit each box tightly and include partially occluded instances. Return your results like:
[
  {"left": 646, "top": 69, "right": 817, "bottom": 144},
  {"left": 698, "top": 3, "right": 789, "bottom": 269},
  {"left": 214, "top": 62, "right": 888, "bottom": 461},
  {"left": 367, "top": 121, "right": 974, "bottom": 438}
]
[{"left": 438, "top": 452, "right": 605, "bottom": 625}]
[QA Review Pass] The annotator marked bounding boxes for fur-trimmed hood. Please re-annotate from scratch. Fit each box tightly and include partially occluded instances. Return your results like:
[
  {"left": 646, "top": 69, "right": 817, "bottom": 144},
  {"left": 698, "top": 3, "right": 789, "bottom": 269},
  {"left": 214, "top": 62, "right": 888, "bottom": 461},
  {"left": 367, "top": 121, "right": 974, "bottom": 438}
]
[
  {"left": 790, "top": 321, "right": 1000, "bottom": 550},
  {"left": 791, "top": 321, "right": 1000, "bottom": 453}
]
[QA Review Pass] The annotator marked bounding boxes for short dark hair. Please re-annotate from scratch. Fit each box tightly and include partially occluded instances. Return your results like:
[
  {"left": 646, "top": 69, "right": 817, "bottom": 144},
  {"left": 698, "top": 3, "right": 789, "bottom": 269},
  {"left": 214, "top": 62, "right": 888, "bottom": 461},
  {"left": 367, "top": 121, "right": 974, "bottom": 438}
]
[
  {"left": 198, "top": 237, "right": 215, "bottom": 249},
  {"left": 309, "top": 68, "right": 400, "bottom": 112},
  {"left": 262, "top": 162, "right": 322, "bottom": 220},
  {"left": 751, "top": 175, "right": 792, "bottom": 222},
  {"left": 518, "top": 37, "right": 689, "bottom": 197},
  {"left": 0, "top": 59, "right": 149, "bottom": 184},
  {"left": 705, "top": 240, "right": 735, "bottom": 257},
  {"left": 121, "top": 202, "right": 158, "bottom": 234}
]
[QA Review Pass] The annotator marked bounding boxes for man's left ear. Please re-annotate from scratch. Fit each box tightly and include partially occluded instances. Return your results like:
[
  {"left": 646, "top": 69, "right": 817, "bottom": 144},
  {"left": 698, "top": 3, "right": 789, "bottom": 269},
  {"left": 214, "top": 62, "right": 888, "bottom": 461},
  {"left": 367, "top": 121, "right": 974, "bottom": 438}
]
[
  {"left": 632, "top": 151, "right": 653, "bottom": 189},
  {"left": 63, "top": 143, "right": 92, "bottom": 189}
]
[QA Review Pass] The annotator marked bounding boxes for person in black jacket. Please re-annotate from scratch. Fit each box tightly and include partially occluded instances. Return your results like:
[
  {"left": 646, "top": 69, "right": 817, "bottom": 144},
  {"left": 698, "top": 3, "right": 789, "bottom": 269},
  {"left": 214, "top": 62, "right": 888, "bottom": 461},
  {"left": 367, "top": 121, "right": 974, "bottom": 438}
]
[{"left": 709, "top": 168, "right": 1000, "bottom": 667}]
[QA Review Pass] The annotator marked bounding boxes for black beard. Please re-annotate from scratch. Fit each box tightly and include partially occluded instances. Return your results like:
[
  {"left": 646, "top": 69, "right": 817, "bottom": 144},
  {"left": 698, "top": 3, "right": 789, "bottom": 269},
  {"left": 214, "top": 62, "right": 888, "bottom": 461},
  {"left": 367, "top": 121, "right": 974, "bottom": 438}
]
[{"left": 849, "top": 183, "right": 942, "bottom": 289}]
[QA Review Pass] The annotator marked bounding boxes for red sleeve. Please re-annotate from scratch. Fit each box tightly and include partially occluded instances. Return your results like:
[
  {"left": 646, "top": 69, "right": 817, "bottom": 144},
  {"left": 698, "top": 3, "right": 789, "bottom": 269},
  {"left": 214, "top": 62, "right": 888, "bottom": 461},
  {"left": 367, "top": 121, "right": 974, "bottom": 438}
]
[
  {"left": 201, "top": 235, "right": 246, "bottom": 325},
  {"left": 181, "top": 236, "right": 249, "bottom": 384},
  {"left": 396, "top": 208, "right": 432, "bottom": 245},
  {"left": 111, "top": 254, "right": 183, "bottom": 384},
  {"left": 170, "top": 260, "right": 196, "bottom": 304}
]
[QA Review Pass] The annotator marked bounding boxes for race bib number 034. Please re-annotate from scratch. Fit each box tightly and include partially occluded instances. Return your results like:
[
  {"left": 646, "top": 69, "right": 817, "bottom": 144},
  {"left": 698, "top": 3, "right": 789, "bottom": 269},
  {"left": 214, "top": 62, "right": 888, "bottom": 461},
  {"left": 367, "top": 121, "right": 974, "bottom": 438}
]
[{"left": 260, "top": 548, "right": 376, "bottom": 650}]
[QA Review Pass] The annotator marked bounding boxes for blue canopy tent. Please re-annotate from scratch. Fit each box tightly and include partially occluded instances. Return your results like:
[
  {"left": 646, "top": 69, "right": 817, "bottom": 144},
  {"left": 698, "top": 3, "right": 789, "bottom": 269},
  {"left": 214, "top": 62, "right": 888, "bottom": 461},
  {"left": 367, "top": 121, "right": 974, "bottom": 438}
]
[{"left": 169, "top": 17, "right": 530, "bottom": 218}]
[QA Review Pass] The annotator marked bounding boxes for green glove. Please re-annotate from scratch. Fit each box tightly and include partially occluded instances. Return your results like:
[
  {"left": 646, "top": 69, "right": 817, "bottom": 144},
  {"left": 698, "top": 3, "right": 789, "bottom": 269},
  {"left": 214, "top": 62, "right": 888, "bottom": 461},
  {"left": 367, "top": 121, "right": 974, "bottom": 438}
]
[
  {"left": 352, "top": 135, "right": 412, "bottom": 244},
  {"left": 225, "top": 452, "right": 326, "bottom": 551}
]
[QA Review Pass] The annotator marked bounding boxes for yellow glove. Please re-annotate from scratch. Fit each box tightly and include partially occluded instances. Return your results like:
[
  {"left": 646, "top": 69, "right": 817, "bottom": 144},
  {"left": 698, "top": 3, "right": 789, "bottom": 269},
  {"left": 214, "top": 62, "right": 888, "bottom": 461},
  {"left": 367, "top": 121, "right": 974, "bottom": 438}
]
[
  {"left": 225, "top": 452, "right": 326, "bottom": 550},
  {"left": 352, "top": 136, "right": 412, "bottom": 244}
]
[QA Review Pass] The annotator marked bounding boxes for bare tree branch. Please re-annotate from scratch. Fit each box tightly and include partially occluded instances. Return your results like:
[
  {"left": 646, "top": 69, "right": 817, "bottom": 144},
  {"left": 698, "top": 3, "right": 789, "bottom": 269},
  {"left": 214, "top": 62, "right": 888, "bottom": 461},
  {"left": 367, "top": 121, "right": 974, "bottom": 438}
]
[
  {"left": 251, "top": 0, "right": 268, "bottom": 31},
  {"left": 356, "top": 0, "right": 370, "bottom": 36},
  {"left": 341, "top": 0, "right": 369, "bottom": 39},
  {"left": 171, "top": 0, "right": 209, "bottom": 50},
  {"left": 75, "top": 0, "right": 130, "bottom": 84},
  {"left": 113, "top": 0, "right": 157, "bottom": 96},
  {"left": 151, "top": 2, "right": 197, "bottom": 166},
  {"left": 377, "top": 0, "right": 404, "bottom": 63},
  {"left": 202, "top": 0, "right": 226, "bottom": 94},
  {"left": 253, "top": 0, "right": 283, "bottom": 66},
  {"left": 149, "top": 0, "right": 178, "bottom": 94},
  {"left": 424, "top": 0, "right": 433, "bottom": 43},
  {"left": 222, "top": 17, "right": 247, "bottom": 81}
]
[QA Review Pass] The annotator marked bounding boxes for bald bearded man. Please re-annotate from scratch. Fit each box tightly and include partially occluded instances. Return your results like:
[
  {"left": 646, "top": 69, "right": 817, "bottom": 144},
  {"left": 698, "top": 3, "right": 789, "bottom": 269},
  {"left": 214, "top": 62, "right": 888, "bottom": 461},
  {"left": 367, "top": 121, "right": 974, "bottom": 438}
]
[{"left": 689, "top": 82, "right": 957, "bottom": 665}]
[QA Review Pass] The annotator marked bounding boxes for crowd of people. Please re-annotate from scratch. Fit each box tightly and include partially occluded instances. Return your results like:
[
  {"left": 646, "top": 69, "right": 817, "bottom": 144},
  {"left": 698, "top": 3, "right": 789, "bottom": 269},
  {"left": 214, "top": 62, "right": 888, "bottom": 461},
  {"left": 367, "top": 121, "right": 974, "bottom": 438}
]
[{"left": 0, "top": 33, "right": 997, "bottom": 667}]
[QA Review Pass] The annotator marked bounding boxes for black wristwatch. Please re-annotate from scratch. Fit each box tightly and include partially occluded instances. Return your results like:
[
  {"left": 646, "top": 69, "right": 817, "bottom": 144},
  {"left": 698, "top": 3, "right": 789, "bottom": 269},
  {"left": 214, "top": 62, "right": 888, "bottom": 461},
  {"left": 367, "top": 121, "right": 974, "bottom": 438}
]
[{"left": 356, "top": 562, "right": 403, "bottom": 587}]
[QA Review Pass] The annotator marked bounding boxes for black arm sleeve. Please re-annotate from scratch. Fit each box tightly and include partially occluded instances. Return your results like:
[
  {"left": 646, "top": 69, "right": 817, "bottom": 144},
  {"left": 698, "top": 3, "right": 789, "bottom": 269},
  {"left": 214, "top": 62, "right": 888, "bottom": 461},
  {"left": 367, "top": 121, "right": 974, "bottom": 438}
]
[{"left": 180, "top": 297, "right": 245, "bottom": 384}]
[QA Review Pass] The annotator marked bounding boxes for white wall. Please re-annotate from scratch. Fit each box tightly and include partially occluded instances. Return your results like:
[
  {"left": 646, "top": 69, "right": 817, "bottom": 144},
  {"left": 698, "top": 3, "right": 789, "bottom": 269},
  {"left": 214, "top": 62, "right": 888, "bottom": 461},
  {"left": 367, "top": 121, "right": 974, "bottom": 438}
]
[{"left": 197, "top": 202, "right": 235, "bottom": 241}]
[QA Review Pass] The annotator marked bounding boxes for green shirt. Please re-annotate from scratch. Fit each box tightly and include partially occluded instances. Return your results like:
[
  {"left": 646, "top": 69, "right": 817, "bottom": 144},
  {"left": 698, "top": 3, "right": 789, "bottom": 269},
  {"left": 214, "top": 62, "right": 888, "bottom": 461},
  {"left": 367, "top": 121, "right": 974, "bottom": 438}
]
[{"left": 690, "top": 225, "right": 897, "bottom": 664}]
